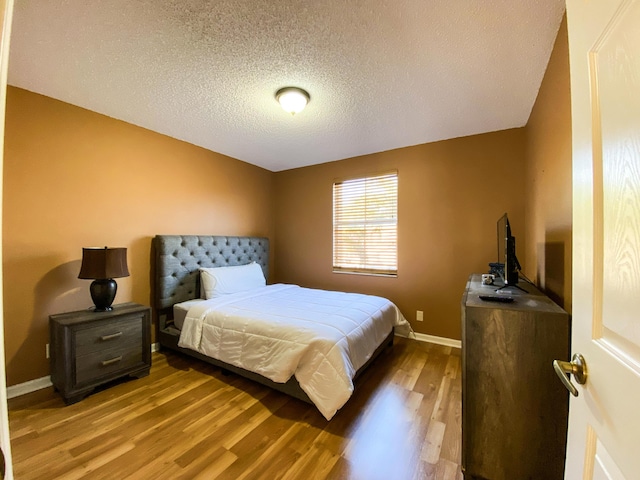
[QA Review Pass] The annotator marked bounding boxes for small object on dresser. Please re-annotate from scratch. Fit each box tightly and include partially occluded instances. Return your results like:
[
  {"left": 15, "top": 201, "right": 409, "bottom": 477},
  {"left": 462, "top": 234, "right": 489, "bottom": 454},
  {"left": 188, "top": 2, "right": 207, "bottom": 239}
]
[
  {"left": 481, "top": 273, "right": 495, "bottom": 285},
  {"left": 488, "top": 262, "right": 504, "bottom": 277},
  {"left": 49, "top": 302, "right": 151, "bottom": 405}
]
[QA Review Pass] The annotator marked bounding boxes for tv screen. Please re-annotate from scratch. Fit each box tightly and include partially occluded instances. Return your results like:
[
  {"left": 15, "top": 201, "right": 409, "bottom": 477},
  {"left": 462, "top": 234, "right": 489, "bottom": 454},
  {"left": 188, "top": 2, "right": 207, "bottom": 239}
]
[{"left": 497, "top": 213, "right": 520, "bottom": 285}]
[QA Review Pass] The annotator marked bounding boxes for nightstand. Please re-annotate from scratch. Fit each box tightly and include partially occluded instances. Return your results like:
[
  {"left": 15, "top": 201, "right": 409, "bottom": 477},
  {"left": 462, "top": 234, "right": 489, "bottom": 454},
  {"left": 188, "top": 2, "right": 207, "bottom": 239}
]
[{"left": 50, "top": 302, "right": 151, "bottom": 405}]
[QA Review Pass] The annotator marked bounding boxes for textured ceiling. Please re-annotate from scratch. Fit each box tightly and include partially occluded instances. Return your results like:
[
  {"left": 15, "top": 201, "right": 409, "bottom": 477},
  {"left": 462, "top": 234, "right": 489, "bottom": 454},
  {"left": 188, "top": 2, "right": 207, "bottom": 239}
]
[{"left": 8, "top": 0, "right": 565, "bottom": 172}]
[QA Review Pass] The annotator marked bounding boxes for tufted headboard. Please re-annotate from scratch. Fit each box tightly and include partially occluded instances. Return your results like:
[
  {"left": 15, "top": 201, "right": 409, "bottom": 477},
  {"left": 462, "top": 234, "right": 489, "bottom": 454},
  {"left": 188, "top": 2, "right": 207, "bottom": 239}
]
[{"left": 154, "top": 235, "right": 270, "bottom": 310}]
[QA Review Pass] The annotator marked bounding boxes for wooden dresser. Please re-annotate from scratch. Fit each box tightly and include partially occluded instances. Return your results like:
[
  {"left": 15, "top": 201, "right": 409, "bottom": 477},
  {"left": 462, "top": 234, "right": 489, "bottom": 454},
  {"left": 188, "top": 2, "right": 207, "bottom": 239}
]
[
  {"left": 461, "top": 274, "right": 570, "bottom": 480},
  {"left": 50, "top": 302, "right": 151, "bottom": 404}
]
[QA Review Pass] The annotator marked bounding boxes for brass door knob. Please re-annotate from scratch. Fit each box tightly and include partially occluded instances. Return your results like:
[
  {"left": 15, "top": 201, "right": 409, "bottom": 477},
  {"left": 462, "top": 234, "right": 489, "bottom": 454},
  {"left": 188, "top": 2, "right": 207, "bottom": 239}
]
[{"left": 553, "top": 353, "right": 588, "bottom": 397}]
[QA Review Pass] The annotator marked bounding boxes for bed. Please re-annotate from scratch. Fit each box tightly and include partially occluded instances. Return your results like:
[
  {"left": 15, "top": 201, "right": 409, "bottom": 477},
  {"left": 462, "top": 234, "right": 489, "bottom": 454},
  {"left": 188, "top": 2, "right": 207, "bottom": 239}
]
[{"left": 154, "top": 234, "right": 409, "bottom": 420}]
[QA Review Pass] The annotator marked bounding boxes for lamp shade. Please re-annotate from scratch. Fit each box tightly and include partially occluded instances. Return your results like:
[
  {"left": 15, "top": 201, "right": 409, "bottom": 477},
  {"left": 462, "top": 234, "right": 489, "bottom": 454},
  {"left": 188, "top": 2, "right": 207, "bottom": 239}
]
[{"left": 78, "top": 247, "right": 130, "bottom": 280}]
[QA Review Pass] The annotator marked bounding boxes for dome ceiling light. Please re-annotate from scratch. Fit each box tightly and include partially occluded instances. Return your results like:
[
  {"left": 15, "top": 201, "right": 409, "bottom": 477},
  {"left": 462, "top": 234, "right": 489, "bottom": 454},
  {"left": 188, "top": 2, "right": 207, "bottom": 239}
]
[{"left": 276, "top": 87, "right": 310, "bottom": 115}]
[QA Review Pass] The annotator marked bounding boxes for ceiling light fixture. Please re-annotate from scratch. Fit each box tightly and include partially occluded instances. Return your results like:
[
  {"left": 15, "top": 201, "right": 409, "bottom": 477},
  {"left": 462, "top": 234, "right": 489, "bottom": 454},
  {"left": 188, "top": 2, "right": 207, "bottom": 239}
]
[{"left": 276, "top": 87, "right": 310, "bottom": 115}]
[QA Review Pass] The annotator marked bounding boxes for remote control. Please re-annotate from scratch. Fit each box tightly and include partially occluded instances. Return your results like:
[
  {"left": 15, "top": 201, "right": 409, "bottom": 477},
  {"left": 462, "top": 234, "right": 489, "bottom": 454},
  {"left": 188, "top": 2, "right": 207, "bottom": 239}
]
[{"left": 479, "top": 295, "right": 514, "bottom": 303}]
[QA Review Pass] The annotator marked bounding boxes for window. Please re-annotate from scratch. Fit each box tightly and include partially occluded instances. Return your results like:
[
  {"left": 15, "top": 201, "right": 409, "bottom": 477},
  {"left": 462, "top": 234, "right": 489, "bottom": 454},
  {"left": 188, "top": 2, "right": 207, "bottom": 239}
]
[{"left": 333, "top": 171, "right": 398, "bottom": 276}]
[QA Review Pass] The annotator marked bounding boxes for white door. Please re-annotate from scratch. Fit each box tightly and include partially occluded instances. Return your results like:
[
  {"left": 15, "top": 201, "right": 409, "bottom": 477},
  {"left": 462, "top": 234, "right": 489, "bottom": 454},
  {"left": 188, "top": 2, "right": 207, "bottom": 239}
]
[
  {"left": 0, "top": 0, "right": 14, "bottom": 478},
  {"left": 563, "top": 0, "right": 640, "bottom": 478}
]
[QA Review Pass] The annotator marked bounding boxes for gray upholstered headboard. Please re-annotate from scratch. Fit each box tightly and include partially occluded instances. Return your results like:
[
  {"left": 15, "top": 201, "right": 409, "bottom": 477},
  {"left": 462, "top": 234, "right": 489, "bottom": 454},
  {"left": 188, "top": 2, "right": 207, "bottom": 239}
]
[{"left": 154, "top": 235, "right": 269, "bottom": 310}]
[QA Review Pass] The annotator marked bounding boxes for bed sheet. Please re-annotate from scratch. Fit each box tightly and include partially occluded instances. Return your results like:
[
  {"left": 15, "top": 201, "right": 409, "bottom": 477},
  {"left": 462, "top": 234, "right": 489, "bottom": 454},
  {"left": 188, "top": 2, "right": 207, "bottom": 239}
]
[{"left": 173, "top": 299, "right": 205, "bottom": 330}]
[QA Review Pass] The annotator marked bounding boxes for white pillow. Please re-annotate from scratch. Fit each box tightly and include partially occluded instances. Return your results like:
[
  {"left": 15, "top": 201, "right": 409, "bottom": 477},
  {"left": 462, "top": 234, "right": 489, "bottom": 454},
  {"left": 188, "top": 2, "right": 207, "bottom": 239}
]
[{"left": 199, "top": 262, "right": 266, "bottom": 299}]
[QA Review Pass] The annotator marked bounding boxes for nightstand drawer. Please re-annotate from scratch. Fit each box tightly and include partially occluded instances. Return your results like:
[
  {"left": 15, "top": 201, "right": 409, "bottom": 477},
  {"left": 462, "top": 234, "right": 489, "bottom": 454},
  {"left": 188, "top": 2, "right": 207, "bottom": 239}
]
[
  {"left": 76, "top": 344, "right": 143, "bottom": 384},
  {"left": 75, "top": 315, "right": 143, "bottom": 356}
]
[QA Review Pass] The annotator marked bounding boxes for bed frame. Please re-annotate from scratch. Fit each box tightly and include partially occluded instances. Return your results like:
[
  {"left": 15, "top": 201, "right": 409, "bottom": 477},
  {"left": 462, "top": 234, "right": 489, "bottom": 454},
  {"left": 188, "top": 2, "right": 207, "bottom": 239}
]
[{"left": 153, "top": 234, "right": 394, "bottom": 405}]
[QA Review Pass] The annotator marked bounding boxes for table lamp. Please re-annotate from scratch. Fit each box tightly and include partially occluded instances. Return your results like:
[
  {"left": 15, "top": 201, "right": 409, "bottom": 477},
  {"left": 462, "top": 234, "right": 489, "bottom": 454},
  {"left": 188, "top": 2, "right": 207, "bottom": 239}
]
[{"left": 78, "top": 247, "right": 130, "bottom": 311}]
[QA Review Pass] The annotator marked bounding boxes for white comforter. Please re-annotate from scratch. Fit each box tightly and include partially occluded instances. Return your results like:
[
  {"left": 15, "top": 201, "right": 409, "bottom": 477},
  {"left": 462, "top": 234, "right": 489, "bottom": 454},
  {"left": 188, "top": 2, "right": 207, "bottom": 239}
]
[{"left": 178, "top": 284, "right": 410, "bottom": 420}]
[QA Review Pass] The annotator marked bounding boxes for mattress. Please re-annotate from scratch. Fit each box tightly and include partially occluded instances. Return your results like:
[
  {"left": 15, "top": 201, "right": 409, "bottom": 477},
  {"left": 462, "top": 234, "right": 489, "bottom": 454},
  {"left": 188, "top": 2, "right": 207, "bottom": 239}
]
[
  {"left": 178, "top": 283, "right": 410, "bottom": 420},
  {"left": 173, "top": 299, "right": 205, "bottom": 330}
]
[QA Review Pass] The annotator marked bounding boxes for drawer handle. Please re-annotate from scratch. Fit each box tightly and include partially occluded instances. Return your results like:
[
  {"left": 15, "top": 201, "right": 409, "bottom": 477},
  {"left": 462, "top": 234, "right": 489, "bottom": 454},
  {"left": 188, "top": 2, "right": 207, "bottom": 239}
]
[
  {"left": 100, "top": 332, "right": 123, "bottom": 341},
  {"left": 101, "top": 356, "right": 123, "bottom": 367}
]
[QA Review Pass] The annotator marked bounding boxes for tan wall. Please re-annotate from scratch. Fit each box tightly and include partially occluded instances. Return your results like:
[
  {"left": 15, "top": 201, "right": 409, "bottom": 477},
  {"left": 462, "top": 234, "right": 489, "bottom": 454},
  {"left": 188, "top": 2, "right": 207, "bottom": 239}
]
[
  {"left": 524, "top": 15, "right": 572, "bottom": 313},
  {"left": 3, "top": 87, "right": 274, "bottom": 386},
  {"left": 273, "top": 129, "right": 527, "bottom": 340}
]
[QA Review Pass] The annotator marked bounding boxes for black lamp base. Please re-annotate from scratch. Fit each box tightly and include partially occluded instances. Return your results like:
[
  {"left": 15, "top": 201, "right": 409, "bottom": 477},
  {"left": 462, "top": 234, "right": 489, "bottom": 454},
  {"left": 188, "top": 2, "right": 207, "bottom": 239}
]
[{"left": 89, "top": 278, "right": 118, "bottom": 311}]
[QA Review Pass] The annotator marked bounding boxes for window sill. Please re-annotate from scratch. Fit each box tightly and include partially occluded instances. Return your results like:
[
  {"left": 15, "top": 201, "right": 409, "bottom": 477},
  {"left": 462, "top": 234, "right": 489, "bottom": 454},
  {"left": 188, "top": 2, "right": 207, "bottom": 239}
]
[{"left": 332, "top": 270, "right": 398, "bottom": 278}]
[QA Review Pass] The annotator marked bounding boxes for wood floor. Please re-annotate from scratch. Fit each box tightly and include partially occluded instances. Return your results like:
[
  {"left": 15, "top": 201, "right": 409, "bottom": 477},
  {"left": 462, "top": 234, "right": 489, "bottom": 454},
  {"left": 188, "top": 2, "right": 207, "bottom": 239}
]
[{"left": 9, "top": 337, "right": 462, "bottom": 480}]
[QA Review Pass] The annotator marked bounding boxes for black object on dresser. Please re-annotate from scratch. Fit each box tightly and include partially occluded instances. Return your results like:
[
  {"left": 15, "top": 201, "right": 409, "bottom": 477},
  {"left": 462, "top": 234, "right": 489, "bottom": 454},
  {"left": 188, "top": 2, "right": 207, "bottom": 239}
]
[
  {"left": 50, "top": 302, "right": 151, "bottom": 405},
  {"left": 461, "top": 274, "right": 570, "bottom": 480}
]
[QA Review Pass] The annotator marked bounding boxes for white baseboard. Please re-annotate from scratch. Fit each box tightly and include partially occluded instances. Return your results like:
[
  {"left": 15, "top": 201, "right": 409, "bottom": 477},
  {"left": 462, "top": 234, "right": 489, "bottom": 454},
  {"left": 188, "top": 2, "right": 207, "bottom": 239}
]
[
  {"left": 7, "top": 376, "right": 52, "bottom": 399},
  {"left": 396, "top": 331, "right": 461, "bottom": 349},
  {"left": 7, "top": 342, "right": 162, "bottom": 399}
]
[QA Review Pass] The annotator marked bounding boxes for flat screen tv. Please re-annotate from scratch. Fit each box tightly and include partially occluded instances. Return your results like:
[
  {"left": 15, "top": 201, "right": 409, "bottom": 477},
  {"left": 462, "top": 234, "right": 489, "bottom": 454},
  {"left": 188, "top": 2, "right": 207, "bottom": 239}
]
[{"left": 497, "top": 213, "right": 521, "bottom": 286}]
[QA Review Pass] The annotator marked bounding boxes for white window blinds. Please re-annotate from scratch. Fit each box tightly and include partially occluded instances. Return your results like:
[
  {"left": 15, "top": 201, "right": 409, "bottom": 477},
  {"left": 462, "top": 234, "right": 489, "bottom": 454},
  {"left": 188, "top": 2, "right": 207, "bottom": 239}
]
[{"left": 333, "top": 172, "right": 398, "bottom": 275}]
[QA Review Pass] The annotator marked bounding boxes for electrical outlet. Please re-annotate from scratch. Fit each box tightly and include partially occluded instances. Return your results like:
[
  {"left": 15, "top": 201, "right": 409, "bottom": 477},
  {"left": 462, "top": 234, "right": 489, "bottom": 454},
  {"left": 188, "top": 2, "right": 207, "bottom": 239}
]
[
  {"left": 46, "top": 343, "right": 50, "bottom": 359},
  {"left": 416, "top": 310, "right": 423, "bottom": 322}
]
